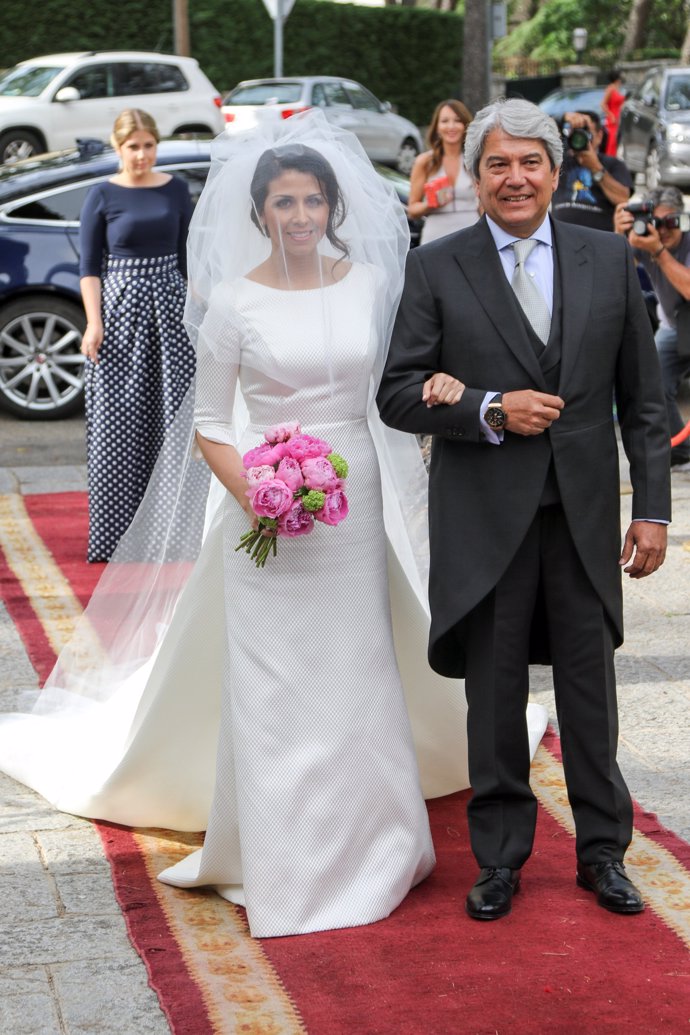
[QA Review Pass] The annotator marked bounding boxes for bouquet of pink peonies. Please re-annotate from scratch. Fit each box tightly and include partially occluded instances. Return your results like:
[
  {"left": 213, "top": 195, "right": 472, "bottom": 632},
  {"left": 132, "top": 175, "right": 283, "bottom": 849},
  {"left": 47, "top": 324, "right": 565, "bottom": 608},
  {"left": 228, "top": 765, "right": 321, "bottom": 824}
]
[{"left": 236, "top": 422, "right": 349, "bottom": 567}]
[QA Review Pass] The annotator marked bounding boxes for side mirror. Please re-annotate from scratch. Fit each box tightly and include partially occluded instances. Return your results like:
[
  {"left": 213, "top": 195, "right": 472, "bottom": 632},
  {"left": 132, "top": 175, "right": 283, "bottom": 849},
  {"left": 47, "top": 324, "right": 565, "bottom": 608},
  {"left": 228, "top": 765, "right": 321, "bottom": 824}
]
[
  {"left": 55, "top": 86, "right": 80, "bottom": 103},
  {"left": 381, "top": 100, "right": 392, "bottom": 113}
]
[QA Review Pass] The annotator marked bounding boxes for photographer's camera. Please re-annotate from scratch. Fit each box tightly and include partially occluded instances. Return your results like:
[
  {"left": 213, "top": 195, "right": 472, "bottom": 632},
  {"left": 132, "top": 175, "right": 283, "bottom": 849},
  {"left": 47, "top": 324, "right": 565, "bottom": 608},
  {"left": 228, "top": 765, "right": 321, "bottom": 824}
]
[
  {"left": 624, "top": 201, "right": 655, "bottom": 236},
  {"left": 562, "top": 123, "right": 593, "bottom": 153}
]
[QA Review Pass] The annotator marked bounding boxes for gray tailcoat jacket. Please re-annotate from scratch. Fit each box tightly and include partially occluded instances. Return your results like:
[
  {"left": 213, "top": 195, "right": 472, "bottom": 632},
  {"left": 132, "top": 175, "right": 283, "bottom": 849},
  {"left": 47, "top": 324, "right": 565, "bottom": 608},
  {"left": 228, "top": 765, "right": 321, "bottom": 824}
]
[{"left": 377, "top": 216, "right": 671, "bottom": 677}]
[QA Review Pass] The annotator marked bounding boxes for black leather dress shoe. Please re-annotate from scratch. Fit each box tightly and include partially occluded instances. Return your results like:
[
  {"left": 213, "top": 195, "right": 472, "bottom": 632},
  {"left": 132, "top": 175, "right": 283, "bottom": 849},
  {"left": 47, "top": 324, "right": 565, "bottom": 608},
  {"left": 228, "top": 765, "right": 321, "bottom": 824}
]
[
  {"left": 465, "top": 867, "right": 521, "bottom": 920},
  {"left": 576, "top": 860, "right": 644, "bottom": 914}
]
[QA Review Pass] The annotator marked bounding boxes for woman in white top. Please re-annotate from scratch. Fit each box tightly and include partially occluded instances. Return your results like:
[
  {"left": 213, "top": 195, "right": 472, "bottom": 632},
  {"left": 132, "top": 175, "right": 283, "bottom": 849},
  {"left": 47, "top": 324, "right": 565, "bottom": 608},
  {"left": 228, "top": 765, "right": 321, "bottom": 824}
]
[{"left": 408, "top": 99, "right": 478, "bottom": 244}]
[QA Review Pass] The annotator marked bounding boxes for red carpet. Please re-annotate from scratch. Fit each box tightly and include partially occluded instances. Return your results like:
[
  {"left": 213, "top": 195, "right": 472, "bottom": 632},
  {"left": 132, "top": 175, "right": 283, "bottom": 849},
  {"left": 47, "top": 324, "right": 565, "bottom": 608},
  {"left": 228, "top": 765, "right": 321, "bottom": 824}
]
[{"left": 2, "top": 490, "right": 690, "bottom": 1035}]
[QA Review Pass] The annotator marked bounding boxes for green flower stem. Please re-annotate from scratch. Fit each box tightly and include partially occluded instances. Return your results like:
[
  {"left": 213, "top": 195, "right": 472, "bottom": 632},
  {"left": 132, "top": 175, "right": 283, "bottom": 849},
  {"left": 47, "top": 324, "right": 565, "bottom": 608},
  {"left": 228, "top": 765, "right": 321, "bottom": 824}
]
[{"left": 235, "top": 523, "right": 278, "bottom": 568}]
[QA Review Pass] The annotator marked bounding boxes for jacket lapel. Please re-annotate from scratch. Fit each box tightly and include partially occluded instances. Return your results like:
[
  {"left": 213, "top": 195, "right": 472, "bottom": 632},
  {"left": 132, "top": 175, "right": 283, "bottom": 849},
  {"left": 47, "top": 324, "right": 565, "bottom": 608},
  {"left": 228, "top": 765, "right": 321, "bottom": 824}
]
[
  {"left": 550, "top": 219, "right": 593, "bottom": 392},
  {"left": 450, "top": 218, "right": 546, "bottom": 387}
]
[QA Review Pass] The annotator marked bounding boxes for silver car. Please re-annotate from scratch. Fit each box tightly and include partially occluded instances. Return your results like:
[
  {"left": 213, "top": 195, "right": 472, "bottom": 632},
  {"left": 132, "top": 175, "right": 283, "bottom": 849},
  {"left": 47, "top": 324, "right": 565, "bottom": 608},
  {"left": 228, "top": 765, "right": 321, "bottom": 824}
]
[
  {"left": 618, "top": 65, "right": 690, "bottom": 188},
  {"left": 222, "top": 76, "right": 422, "bottom": 175},
  {"left": 0, "top": 51, "right": 225, "bottom": 165}
]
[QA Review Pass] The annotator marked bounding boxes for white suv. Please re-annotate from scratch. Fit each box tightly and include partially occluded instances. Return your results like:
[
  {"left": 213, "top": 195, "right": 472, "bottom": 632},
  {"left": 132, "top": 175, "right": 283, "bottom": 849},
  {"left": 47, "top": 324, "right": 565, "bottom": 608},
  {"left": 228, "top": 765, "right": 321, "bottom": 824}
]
[{"left": 0, "top": 51, "right": 225, "bottom": 163}]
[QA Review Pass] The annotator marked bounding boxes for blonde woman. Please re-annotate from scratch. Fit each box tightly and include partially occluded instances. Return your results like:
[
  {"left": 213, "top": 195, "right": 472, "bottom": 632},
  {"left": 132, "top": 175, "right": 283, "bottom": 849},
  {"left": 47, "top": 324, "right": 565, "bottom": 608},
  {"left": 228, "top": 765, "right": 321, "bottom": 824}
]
[
  {"left": 408, "top": 99, "right": 478, "bottom": 244},
  {"left": 79, "top": 108, "right": 194, "bottom": 561}
]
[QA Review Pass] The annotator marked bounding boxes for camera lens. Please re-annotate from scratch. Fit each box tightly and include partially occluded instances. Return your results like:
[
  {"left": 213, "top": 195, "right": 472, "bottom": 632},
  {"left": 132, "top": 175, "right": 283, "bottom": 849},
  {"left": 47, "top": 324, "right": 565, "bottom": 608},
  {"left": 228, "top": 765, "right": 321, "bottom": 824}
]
[
  {"left": 633, "top": 217, "right": 649, "bottom": 236},
  {"left": 568, "top": 129, "right": 590, "bottom": 152}
]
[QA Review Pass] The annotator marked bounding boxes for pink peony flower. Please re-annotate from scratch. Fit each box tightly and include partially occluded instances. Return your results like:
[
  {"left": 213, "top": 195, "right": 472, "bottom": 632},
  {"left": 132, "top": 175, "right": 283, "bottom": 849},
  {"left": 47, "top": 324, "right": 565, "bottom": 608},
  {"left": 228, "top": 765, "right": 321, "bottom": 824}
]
[
  {"left": 284, "top": 434, "right": 333, "bottom": 462},
  {"left": 245, "top": 465, "right": 276, "bottom": 491},
  {"left": 315, "top": 489, "right": 349, "bottom": 526},
  {"left": 300, "top": 455, "right": 338, "bottom": 491},
  {"left": 242, "top": 441, "right": 288, "bottom": 469},
  {"left": 275, "top": 456, "right": 304, "bottom": 492},
  {"left": 277, "top": 500, "right": 315, "bottom": 537},
  {"left": 250, "top": 479, "right": 294, "bottom": 519},
  {"left": 264, "top": 421, "right": 301, "bottom": 444}
]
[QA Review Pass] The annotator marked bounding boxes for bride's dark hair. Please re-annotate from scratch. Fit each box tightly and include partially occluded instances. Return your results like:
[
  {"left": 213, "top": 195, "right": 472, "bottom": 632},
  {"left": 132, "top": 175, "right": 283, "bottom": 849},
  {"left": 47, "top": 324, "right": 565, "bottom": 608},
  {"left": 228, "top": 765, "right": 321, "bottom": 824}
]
[{"left": 250, "top": 145, "right": 350, "bottom": 259}]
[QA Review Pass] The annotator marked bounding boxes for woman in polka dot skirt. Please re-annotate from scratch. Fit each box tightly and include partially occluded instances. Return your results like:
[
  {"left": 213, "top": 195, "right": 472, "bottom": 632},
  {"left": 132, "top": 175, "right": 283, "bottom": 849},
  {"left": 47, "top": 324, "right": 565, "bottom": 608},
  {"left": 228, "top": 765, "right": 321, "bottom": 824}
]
[{"left": 79, "top": 108, "right": 195, "bottom": 562}]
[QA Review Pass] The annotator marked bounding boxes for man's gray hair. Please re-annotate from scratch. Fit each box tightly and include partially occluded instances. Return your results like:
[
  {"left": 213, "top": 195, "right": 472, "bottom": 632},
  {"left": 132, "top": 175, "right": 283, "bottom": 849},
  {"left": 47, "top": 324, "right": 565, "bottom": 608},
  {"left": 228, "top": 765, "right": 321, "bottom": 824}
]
[
  {"left": 463, "top": 97, "right": 563, "bottom": 182},
  {"left": 644, "top": 186, "right": 684, "bottom": 211}
]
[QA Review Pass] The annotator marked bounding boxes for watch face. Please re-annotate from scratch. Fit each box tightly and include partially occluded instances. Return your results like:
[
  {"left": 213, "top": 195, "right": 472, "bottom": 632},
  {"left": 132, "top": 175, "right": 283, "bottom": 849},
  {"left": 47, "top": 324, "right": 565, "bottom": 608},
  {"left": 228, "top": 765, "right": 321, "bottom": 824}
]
[{"left": 485, "top": 406, "right": 505, "bottom": 429}]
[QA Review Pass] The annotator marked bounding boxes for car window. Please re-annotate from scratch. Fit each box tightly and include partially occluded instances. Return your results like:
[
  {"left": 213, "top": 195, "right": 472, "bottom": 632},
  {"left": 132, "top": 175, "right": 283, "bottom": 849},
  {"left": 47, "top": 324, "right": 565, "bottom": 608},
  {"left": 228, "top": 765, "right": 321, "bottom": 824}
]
[
  {"left": 63, "top": 65, "right": 112, "bottom": 101},
  {"left": 115, "top": 62, "right": 189, "bottom": 97},
  {"left": 311, "top": 84, "right": 327, "bottom": 108},
  {"left": 318, "top": 82, "right": 351, "bottom": 108},
  {"left": 640, "top": 72, "right": 660, "bottom": 104},
  {"left": 665, "top": 74, "right": 690, "bottom": 111},
  {"left": 0, "top": 64, "right": 64, "bottom": 97},
  {"left": 6, "top": 184, "right": 91, "bottom": 223},
  {"left": 169, "top": 166, "right": 210, "bottom": 205},
  {"left": 343, "top": 82, "right": 381, "bottom": 112},
  {"left": 224, "top": 82, "right": 304, "bottom": 105}
]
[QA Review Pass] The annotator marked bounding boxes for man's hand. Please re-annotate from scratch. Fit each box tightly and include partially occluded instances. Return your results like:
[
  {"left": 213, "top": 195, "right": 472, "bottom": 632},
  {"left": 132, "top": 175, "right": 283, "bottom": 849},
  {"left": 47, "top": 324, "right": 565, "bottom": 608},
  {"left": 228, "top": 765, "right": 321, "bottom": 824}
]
[
  {"left": 620, "top": 521, "right": 667, "bottom": 578},
  {"left": 614, "top": 202, "right": 663, "bottom": 253},
  {"left": 423, "top": 373, "right": 465, "bottom": 407},
  {"left": 563, "top": 111, "right": 599, "bottom": 171},
  {"left": 627, "top": 220, "right": 664, "bottom": 256},
  {"left": 502, "top": 390, "right": 564, "bottom": 435},
  {"left": 614, "top": 202, "right": 633, "bottom": 237}
]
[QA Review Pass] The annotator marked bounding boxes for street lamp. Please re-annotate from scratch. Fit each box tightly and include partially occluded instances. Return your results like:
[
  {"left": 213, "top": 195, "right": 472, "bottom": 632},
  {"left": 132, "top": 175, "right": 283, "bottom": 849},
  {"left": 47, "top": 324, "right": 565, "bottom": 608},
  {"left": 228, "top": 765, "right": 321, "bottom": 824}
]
[{"left": 572, "top": 27, "right": 588, "bottom": 62}]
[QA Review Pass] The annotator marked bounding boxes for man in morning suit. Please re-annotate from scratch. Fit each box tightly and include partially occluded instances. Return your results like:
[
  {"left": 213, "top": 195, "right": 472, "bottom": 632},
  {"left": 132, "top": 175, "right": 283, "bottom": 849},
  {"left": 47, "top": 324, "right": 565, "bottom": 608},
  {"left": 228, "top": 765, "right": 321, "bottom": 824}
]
[{"left": 377, "top": 98, "right": 671, "bottom": 921}]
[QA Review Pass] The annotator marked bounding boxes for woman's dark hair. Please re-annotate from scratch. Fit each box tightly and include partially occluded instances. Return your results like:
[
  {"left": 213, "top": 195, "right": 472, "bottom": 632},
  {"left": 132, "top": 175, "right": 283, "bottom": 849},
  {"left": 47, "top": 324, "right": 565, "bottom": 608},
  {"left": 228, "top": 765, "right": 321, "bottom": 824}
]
[{"left": 250, "top": 145, "right": 349, "bottom": 259}]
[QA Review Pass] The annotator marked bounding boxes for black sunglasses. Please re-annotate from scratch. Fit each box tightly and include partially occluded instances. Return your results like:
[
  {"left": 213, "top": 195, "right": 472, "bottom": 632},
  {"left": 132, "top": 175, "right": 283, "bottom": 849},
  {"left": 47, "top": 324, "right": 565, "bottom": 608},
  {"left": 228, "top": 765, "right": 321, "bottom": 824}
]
[{"left": 651, "top": 214, "right": 683, "bottom": 230}]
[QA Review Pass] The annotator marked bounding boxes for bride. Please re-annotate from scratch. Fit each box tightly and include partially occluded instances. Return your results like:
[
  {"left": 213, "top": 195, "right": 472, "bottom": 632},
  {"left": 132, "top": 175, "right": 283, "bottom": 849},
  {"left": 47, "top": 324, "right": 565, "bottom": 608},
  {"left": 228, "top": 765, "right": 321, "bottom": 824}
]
[{"left": 0, "top": 112, "right": 547, "bottom": 938}]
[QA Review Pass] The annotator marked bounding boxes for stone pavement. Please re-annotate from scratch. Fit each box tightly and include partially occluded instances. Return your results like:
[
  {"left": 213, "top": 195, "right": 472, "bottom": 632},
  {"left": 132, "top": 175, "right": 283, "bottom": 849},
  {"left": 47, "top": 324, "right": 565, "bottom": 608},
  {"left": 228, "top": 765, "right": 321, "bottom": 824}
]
[{"left": 0, "top": 451, "right": 688, "bottom": 1035}]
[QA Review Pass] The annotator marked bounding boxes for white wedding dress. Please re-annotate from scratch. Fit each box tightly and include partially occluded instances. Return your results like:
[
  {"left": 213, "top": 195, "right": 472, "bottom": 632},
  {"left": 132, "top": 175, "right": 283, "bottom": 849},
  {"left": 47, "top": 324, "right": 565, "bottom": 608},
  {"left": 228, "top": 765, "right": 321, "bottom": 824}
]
[
  {"left": 0, "top": 263, "right": 547, "bottom": 938},
  {"left": 156, "top": 263, "right": 546, "bottom": 936}
]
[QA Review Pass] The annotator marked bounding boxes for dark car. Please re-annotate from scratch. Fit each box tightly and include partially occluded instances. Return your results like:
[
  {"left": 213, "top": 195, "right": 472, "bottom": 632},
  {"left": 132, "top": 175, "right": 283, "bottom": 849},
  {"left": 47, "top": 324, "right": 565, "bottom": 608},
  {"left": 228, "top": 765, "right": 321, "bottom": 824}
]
[
  {"left": 537, "top": 85, "right": 607, "bottom": 122},
  {"left": 617, "top": 65, "right": 690, "bottom": 188},
  {"left": 0, "top": 140, "right": 420, "bottom": 419}
]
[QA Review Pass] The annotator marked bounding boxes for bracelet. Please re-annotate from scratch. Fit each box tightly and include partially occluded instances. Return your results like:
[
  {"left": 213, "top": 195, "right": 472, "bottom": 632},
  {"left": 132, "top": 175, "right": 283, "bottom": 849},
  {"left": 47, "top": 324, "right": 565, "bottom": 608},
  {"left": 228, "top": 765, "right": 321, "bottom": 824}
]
[{"left": 652, "top": 244, "right": 666, "bottom": 261}]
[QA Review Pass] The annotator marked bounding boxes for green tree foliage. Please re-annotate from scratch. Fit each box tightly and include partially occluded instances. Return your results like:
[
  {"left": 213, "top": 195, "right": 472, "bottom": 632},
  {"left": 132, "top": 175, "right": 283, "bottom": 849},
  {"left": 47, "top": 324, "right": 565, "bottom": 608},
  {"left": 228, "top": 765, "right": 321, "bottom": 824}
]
[
  {"left": 0, "top": 0, "right": 465, "bottom": 127},
  {"left": 495, "top": 0, "right": 685, "bottom": 63}
]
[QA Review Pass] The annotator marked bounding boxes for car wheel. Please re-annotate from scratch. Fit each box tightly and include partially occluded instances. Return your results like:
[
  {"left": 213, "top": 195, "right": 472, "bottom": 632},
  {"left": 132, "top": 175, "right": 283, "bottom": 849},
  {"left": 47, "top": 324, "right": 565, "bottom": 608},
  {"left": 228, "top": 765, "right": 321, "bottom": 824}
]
[
  {"left": 645, "top": 145, "right": 661, "bottom": 189},
  {"left": 0, "top": 129, "right": 44, "bottom": 165},
  {"left": 0, "top": 296, "right": 86, "bottom": 419},
  {"left": 396, "top": 138, "right": 419, "bottom": 176}
]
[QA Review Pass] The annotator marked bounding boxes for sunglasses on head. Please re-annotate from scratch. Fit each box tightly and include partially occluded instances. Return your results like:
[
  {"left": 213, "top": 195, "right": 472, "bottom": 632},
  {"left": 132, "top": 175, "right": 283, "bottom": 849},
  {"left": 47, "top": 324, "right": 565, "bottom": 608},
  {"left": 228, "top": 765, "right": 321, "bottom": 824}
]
[{"left": 651, "top": 214, "right": 683, "bottom": 230}]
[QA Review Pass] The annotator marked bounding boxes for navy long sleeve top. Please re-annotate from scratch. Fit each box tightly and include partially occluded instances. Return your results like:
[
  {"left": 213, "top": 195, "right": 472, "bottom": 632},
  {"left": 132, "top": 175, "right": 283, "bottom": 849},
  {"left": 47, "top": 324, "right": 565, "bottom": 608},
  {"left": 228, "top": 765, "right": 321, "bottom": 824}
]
[{"left": 79, "top": 176, "right": 193, "bottom": 278}]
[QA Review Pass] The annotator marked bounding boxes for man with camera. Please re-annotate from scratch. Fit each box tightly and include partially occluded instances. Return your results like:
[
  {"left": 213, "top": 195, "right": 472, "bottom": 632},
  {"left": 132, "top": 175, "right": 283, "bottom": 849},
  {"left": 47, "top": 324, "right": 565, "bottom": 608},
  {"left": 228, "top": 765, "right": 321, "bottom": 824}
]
[
  {"left": 615, "top": 187, "right": 690, "bottom": 469},
  {"left": 552, "top": 110, "right": 632, "bottom": 231}
]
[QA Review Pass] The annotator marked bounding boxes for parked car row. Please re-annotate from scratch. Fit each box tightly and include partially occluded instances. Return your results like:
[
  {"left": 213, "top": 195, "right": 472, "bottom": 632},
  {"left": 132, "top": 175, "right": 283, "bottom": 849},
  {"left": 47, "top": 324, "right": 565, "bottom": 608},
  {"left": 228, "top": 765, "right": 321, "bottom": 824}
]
[
  {"left": 0, "top": 140, "right": 421, "bottom": 420},
  {"left": 0, "top": 54, "right": 422, "bottom": 175},
  {"left": 539, "top": 68, "right": 690, "bottom": 190}
]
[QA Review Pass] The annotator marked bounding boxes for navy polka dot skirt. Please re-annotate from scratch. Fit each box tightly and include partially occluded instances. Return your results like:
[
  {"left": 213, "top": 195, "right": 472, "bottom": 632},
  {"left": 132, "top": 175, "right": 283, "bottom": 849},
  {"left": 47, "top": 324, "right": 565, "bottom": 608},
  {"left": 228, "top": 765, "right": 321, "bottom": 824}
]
[{"left": 85, "top": 254, "right": 195, "bottom": 563}]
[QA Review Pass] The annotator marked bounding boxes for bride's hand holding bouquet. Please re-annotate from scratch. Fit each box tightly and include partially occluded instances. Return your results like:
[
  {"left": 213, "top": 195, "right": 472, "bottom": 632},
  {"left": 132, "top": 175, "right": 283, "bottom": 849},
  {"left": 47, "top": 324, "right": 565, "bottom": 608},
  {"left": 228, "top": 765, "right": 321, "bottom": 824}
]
[{"left": 237, "top": 422, "right": 349, "bottom": 567}]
